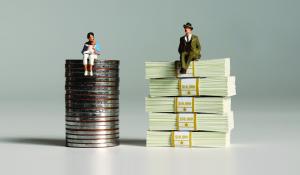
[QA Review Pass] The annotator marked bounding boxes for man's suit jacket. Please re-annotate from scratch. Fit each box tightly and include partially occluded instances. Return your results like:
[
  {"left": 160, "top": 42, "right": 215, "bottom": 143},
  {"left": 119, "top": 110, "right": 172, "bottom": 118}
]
[{"left": 178, "top": 34, "right": 201, "bottom": 60}]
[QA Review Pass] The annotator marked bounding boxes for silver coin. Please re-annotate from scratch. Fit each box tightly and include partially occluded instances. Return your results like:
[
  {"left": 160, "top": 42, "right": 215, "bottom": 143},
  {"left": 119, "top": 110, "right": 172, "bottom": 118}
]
[
  {"left": 65, "top": 86, "right": 118, "bottom": 91},
  {"left": 66, "top": 82, "right": 118, "bottom": 86},
  {"left": 66, "top": 101, "right": 118, "bottom": 106},
  {"left": 65, "top": 95, "right": 119, "bottom": 100},
  {"left": 65, "top": 75, "right": 119, "bottom": 79},
  {"left": 66, "top": 121, "right": 119, "bottom": 126},
  {"left": 66, "top": 68, "right": 118, "bottom": 71},
  {"left": 66, "top": 116, "right": 119, "bottom": 122},
  {"left": 66, "top": 60, "right": 119, "bottom": 64},
  {"left": 66, "top": 129, "right": 119, "bottom": 135},
  {"left": 66, "top": 125, "right": 118, "bottom": 130},
  {"left": 65, "top": 70, "right": 119, "bottom": 75},
  {"left": 65, "top": 59, "right": 119, "bottom": 65},
  {"left": 65, "top": 97, "right": 119, "bottom": 101},
  {"left": 65, "top": 64, "right": 119, "bottom": 68},
  {"left": 66, "top": 108, "right": 119, "bottom": 113},
  {"left": 65, "top": 72, "right": 118, "bottom": 77},
  {"left": 67, "top": 138, "right": 119, "bottom": 144},
  {"left": 66, "top": 142, "right": 119, "bottom": 148},
  {"left": 66, "top": 68, "right": 118, "bottom": 72},
  {"left": 66, "top": 65, "right": 119, "bottom": 70},
  {"left": 65, "top": 77, "right": 119, "bottom": 82},
  {"left": 66, "top": 100, "right": 119, "bottom": 104},
  {"left": 66, "top": 134, "right": 119, "bottom": 139},
  {"left": 65, "top": 90, "right": 119, "bottom": 95},
  {"left": 65, "top": 99, "right": 119, "bottom": 103},
  {"left": 66, "top": 103, "right": 119, "bottom": 109},
  {"left": 66, "top": 112, "right": 119, "bottom": 117},
  {"left": 65, "top": 84, "right": 119, "bottom": 88},
  {"left": 65, "top": 93, "right": 119, "bottom": 97},
  {"left": 65, "top": 100, "right": 119, "bottom": 104}
]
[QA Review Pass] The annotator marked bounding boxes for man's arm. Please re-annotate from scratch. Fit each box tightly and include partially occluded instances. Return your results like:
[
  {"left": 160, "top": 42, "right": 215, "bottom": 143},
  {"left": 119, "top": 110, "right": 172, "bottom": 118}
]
[
  {"left": 194, "top": 36, "right": 201, "bottom": 59},
  {"left": 178, "top": 37, "right": 183, "bottom": 54}
]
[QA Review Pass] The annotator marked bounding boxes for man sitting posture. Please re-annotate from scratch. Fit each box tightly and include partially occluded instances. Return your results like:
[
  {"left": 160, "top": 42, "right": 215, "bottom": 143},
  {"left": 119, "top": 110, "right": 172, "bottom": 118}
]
[
  {"left": 81, "top": 32, "right": 101, "bottom": 76},
  {"left": 177, "top": 23, "right": 201, "bottom": 74}
]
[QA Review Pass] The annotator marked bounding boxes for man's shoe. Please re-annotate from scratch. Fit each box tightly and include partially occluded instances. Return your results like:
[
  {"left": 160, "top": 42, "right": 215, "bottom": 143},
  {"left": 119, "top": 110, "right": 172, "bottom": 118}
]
[
  {"left": 180, "top": 68, "right": 187, "bottom": 74},
  {"left": 84, "top": 71, "right": 88, "bottom": 76},
  {"left": 89, "top": 71, "right": 93, "bottom": 76}
]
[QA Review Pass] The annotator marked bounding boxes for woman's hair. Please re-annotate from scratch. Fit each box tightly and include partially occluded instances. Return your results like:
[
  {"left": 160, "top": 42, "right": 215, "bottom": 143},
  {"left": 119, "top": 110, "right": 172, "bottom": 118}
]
[{"left": 87, "top": 32, "right": 94, "bottom": 38}]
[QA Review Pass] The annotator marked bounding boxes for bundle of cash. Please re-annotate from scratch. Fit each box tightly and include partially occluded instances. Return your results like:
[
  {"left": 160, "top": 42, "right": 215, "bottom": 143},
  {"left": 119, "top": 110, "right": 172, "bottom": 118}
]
[
  {"left": 148, "top": 112, "right": 234, "bottom": 132},
  {"left": 146, "top": 97, "right": 231, "bottom": 114},
  {"left": 145, "top": 58, "right": 230, "bottom": 79},
  {"left": 146, "top": 131, "right": 230, "bottom": 147},
  {"left": 149, "top": 76, "right": 236, "bottom": 97}
]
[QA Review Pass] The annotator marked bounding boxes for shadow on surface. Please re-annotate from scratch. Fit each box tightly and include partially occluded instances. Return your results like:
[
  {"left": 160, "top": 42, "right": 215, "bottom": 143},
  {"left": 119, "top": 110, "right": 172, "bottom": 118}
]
[
  {"left": 120, "top": 138, "right": 146, "bottom": 146},
  {"left": 0, "top": 137, "right": 146, "bottom": 147},
  {"left": 0, "top": 137, "right": 65, "bottom": 147}
]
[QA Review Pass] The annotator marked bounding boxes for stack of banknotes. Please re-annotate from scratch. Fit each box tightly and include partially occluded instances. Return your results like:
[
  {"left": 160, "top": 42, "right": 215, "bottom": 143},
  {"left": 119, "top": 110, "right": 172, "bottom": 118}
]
[{"left": 145, "top": 58, "right": 236, "bottom": 148}]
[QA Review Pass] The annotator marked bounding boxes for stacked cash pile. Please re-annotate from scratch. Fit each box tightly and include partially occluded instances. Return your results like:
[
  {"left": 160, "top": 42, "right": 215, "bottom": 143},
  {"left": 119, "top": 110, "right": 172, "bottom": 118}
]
[
  {"left": 65, "top": 60, "right": 119, "bottom": 148},
  {"left": 145, "top": 58, "right": 236, "bottom": 148}
]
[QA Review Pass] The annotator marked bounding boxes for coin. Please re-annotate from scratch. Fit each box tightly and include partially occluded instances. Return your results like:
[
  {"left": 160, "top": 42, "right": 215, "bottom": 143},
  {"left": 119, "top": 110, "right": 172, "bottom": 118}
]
[
  {"left": 66, "top": 81, "right": 118, "bottom": 86},
  {"left": 66, "top": 116, "right": 119, "bottom": 122},
  {"left": 66, "top": 138, "right": 118, "bottom": 144},
  {"left": 65, "top": 72, "right": 118, "bottom": 77},
  {"left": 66, "top": 99, "right": 119, "bottom": 104},
  {"left": 65, "top": 90, "right": 119, "bottom": 95},
  {"left": 66, "top": 111, "right": 119, "bottom": 117},
  {"left": 65, "top": 94, "right": 119, "bottom": 99},
  {"left": 66, "top": 124, "right": 118, "bottom": 130},
  {"left": 66, "top": 107, "right": 119, "bottom": 113},
  {"left": 65, "top": 86, "right": 118, "bottom": 91},
  {"left": 66, "top": 60, "right": 119, "bottom": 65},
  {"left": 66, "top": 129, "right": 119, "bottom": 135},
  {"left": 66, "top": 134, "right": 119, "bottom": 139},
  {"left": 66, "top": 121, "right": 119, "bottom": 126},
  {"left": 66, "top": 142, "right": 119, "bottom": 148},
  {"left": 65, "top": 77, "right": 119, "bottom": 82},
  {"left": 66, "top": 103, "right": 118, "bottom": 109}
]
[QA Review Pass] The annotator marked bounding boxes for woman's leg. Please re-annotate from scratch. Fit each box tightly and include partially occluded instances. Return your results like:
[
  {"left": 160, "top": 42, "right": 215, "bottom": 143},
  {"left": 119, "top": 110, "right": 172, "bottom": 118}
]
[
  {"left": 83, "top": 54, "right": 89, "bottom": 76},
  {"left": 89, "top": 54, "right": 97, "bottom": 76}
]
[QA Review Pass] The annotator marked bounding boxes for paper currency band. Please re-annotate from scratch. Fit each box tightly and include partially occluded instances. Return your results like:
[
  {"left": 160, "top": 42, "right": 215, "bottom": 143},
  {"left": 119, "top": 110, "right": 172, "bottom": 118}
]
[
  {"left": 176, "top": 113, "right": 197, "bottom": 130},
  {"left": 178, "top": 78, "right": 200, "bottom": 96},
  {"left": 174, "top": 97, "right": 195, "bottom": 112},
  {"left": 192, "top": 61, "right": 196, "bottom": 77},
  {"left": 171, "top": 131, "right": 192, "bottom": 148}
]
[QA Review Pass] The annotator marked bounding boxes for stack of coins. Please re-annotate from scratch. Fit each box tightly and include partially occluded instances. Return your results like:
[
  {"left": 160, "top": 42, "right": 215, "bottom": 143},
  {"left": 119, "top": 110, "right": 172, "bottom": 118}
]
[{"left": 65, "top": 59, "right": 120, "bottom": 148}]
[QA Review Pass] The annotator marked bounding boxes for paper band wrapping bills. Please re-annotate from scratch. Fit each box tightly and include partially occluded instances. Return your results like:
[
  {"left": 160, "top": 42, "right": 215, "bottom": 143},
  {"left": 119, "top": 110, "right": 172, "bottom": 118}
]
[
  {"left": 176, "top": 113, "right": 197, "bottom": 130},
  {"left": 174, "top": 97, "right": 195, "bottom": 112},
  {"left": 171, "top": 131, "right": 192, "bottom": 147},
  {"left": 178, "top": 78, "right": 200, "bottom": 96}
]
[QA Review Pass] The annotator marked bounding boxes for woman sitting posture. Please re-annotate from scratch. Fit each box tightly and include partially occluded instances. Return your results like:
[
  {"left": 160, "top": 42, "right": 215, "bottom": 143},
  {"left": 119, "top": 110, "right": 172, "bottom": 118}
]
[{"left": 81, "top": 32, "right": 101, "bottom": 76}]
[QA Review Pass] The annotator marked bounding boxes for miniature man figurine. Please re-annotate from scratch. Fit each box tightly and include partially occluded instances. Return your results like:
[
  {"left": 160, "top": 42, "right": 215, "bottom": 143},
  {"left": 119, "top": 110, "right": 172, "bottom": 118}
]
[
  {"left": 81, "top": 32, "right": 101, "bottom": 76},
  {"left": 177, "top": 23, "right": 201, "bottom": 74}
]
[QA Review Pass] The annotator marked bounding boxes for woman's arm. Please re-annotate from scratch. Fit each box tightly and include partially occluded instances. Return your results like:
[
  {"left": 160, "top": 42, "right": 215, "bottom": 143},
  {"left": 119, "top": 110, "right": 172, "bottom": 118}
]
[{"left": 94, "top": 42, "right": 102, "bottom": 55}]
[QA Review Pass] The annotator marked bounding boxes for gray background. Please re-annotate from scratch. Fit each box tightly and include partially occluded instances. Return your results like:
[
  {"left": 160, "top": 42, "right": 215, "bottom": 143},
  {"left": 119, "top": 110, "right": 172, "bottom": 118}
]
[{"left": 0, "top": 0, "right": 299, "bottom": 175}]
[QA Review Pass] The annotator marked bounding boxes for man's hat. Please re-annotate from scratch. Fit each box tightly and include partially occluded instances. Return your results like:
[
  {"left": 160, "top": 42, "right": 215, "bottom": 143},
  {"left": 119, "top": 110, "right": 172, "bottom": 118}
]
[{"left": 183, "top": 22, "right": 193, "bottom": 30}]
